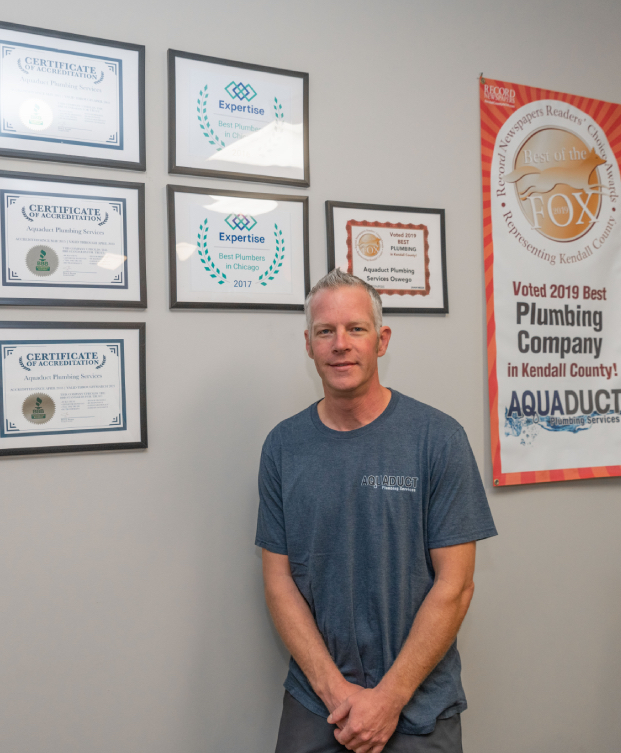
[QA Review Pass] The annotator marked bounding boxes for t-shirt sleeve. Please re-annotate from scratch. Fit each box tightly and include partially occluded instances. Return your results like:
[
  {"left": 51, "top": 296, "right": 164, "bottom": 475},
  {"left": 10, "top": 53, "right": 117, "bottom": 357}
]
[
  {"left": 255, "top": 435, "right": 288, "bottom": 555},
  {"left": 427, "top": 427, "right": 497, "bottom": 549}
]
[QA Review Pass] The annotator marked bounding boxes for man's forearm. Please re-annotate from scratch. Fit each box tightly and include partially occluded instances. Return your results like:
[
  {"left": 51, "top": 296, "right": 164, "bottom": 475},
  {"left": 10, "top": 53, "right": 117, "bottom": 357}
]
[
  {"left": 376, "top": 571, "right": 475, "bottom": 709},
  {"left": 262, "top": 552, "right": 361, "bottom": 712},
  {"left": 328, "top": 574, "right": 474, "bottom": 753}
]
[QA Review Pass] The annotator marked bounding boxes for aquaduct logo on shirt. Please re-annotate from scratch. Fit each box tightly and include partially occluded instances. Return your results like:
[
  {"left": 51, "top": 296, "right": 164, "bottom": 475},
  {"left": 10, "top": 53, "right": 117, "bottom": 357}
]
[{"left": 361, "top": 475, "right": 418, "bottom": 492}]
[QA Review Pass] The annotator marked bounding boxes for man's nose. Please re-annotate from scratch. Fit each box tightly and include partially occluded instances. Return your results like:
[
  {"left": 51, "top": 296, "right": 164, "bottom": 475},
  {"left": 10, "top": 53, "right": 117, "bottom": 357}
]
[{"left": 332, "top": 328, "right": 351, "bottom": 351}]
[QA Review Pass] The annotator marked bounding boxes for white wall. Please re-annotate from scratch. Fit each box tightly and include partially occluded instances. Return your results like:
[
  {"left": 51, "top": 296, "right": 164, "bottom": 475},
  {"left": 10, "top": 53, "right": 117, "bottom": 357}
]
[{"left": 1, "top": 1, "right": 620, "bottom": 751}]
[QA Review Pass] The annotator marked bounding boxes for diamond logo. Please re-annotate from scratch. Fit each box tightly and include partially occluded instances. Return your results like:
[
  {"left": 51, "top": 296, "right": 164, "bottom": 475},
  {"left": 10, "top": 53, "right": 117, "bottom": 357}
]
[
  {"left": 225, "top": 214, "right": 258, "bottom": 232},
  {"left": 224, "top": 81, "right": 258, "bottom": 102}
]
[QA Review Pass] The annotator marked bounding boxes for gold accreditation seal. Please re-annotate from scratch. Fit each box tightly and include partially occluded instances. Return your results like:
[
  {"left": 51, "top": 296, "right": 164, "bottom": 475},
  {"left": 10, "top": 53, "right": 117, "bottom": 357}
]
[
  {"left": 26, "top": 245, "right": 59, "bottom": 277},
  {"left": 355, "top": 230, "right": 383, "bottom": 260},
  {"left": 22, "top": 393, "right": 55, "bottom": 425},
  {"left": 19, "top": 99, "right": 54, "bottom": 132}
]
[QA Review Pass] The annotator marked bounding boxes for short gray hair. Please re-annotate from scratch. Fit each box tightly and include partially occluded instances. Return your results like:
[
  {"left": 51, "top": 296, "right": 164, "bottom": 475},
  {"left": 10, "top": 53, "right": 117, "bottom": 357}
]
[{"left": 304, "top": 268, "right": 383, "bottom": 335}]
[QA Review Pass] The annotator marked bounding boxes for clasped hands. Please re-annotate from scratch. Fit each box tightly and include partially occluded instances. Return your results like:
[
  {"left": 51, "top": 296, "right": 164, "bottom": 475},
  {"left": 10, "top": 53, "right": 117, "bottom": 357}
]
[{"left": 326, "top": 682, "right": 401, "bottom": 753}]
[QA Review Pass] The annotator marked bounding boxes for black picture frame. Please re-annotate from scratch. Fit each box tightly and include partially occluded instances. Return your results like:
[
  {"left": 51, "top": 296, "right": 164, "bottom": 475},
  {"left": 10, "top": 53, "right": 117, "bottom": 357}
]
[
  {"left": 0, "top": 321, "right": 147, "bottom": 457},
  {"left": 326, "top": 200, "right": 449, "bottom": 315},
  {"left": 168, "top": 184, "right": 310, "bottom": 310},
  {"left": 0, "top": 21, "right": 145, "bottom": 171},
  {"left": 0, "top": 169, "right": 147, "bottom": 308},
  {"left": 168, "top": 49, "right": 309, "bottom": 187}
]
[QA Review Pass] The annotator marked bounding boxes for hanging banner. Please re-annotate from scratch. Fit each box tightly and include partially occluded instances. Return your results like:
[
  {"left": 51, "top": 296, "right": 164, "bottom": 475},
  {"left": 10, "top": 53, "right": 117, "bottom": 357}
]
[{"left": 481, "top": 77, "right": 621, "bottom": 485}]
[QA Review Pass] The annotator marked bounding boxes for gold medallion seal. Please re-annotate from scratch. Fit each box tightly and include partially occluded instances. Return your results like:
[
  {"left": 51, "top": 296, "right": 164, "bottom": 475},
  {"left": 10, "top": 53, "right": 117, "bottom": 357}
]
[
  {"left": 355, "top": 230, "right": 383, "bottom": 260},
  {"left": 22, "top": 393, "right": 55, "bottom": 425},
  {"left": 26, "top": 245, "right": 59, "bottom": 277},
  {"left": 505, "top": 127, "right": 605, "bottom": 242}
]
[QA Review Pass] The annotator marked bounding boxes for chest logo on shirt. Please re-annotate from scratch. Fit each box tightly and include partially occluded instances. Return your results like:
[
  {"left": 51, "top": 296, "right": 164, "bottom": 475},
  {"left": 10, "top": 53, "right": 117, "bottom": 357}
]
[{"left": 361, "top": 474, "right": 418, "bottom": 492}]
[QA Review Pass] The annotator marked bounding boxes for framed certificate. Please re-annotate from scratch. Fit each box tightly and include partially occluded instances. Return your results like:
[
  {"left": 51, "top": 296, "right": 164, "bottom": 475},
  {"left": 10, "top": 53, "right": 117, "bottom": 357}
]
[
  {"left": 0, "top": 22, "right": 145, "bottom": 170},
  {"left": 168, "top": 50, "right": 309, "bottom": 187},
  {"left": 0, "top": 321, "right": 147, "bottom": 456},
  {"left": 0, "top": 171, "right": 146, "bottom": 308},
  {"left": 326, "top": 201, "right": 448, "bottom": 314},
  {"left": 168, "top": 185, "right": 309, "bottom": 310}
]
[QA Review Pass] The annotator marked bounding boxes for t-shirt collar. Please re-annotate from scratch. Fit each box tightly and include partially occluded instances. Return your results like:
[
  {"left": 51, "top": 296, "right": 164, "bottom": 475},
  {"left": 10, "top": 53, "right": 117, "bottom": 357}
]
[{"left": 310, "top": 389, "right": 400, "bottom": 439}]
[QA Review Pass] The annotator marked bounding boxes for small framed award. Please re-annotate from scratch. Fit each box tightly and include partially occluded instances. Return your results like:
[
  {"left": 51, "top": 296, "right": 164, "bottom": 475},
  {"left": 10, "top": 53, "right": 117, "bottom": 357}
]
[
  {"left": 168, "top": 50, "right": 309, "bottom": 187},
  {"left": 0, "top": 321, "right": 147, "bottom": 457},
  {"left": 326, "top": 201, "right": 448, "bottom": 314},
  {"left": 0, "top": 22, "right": 145, "bottom": 170},
  {"left": 168, "top": 185, "right": 309, "bottom": 310},
  {"left": 0, "top": 171, "right": 146, "bottom": 308}
]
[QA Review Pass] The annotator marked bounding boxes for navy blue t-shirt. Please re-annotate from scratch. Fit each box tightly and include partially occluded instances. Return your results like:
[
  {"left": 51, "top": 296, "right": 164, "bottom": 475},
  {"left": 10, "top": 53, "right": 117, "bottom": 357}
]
[{"left": 255, "top": 390, "right": 497, "bottom": 735}]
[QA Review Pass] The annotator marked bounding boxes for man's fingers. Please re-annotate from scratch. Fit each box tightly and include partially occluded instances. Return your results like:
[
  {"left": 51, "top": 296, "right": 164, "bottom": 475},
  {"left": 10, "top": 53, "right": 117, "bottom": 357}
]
[
  {"left": 345, "top": 735, "right": 382, "bottom": 753},
  {"left": 333, "top": 725, "right": 356, "bottom": 747},
  {"left": 327, "top": 698, "right": 352, "bottom": 725},
  {"left": 336, "top": 730, "right": 386, "bottom": 753},
  {"left": 333, "top": 726, "right": 350, "bottom": 744}
]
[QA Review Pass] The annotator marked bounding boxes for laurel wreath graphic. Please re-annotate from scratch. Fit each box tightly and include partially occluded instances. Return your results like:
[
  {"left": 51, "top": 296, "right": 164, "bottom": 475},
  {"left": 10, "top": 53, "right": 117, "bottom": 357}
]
[
  {"left": 197, "top": 219, "right": 227, "bottom": 284},
  {"left": 197, "top": 85, "right": 226, "bottom": 151},
  {"left": 95, "top": 355, "right": 106, "bottom": 370},
  {"left": 17, "top": 59, "right": 29, "bottom": 75},
  {"left": 93, "top": 70, "right": 104, "bottom": 85},
  {"left": 21, "top": 207, "right": 33, "bottom": 222},
  {"left": 258, "top": 224, "right": 284, "bottom": 286},
  {"left": 254, "top": 97, "right": 285, "bottom": 160},
  {"left": 273, "top": 97, "right": 284, "bottom": 123},
  {"left": 19, "top": 356, "right": 30, "bottom": 372},
  {"left": 98, "top": 212, "right": 109, "bottom": 226}
]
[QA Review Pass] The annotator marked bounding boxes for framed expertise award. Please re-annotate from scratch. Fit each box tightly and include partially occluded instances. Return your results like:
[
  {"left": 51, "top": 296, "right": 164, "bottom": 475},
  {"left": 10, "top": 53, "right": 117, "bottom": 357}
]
[
  {"left": 0, "top": 22, "right": 145, "bottom": 170},
  {"left": 0, "top": 171, "right": 146, "bottom": 308},
  {"left": 326, "top": 201, "right": 448, "bottom": 314},
  {"left": 0, "top": 322, "right": 147, "bottom": 456},
  {"left": 168, "top": 50, "right": 309, "bottom": 187},
  {"left": 168, "top": 185, "right": 309, "bottom": 310}
]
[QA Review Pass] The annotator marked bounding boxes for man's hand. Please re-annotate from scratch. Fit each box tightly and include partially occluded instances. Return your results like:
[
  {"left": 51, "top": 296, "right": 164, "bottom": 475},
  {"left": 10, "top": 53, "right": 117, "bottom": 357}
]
[
  {"left": 328, "top": 687, "right": 400, "bottom": 753},
  {"left": 324, "top": 677, "right": 364, "bottom": 717}
]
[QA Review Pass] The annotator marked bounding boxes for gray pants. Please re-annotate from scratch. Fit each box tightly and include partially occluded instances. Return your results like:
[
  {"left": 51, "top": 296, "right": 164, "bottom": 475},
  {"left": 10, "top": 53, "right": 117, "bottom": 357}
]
[{"left": 275, "top": 692, "right": 463, "bottom": 753}]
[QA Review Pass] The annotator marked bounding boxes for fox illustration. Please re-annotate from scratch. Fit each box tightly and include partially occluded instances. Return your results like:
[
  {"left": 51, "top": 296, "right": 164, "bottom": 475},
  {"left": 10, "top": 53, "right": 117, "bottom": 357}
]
[{"left": 504, "top": 148, "right": 607, "bottom": 199}]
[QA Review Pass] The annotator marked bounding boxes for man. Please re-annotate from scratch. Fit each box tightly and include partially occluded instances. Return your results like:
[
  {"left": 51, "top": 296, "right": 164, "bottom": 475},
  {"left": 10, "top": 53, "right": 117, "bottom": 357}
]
[{"left": 256, "top": 269, "right": 497, "bottom": 753}]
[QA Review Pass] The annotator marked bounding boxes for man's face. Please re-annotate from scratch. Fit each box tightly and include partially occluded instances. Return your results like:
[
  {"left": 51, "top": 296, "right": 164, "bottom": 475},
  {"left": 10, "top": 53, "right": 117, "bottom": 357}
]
[{"left": 304, "top": 286, "right": 391, "bottom": 396}]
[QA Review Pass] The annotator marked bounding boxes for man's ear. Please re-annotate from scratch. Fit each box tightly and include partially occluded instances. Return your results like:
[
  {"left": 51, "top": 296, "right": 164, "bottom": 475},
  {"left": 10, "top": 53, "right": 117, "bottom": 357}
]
[
  {"left": 377, "top": 326, "right": 392, "bottom": 357},
  {"left": 304, "top": 330, "right": 313, "bottom": 358}
]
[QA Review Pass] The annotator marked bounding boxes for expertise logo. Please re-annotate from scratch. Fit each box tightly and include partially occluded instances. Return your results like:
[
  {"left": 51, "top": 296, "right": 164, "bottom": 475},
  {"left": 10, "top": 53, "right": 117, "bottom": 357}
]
[
  {"left": 224, "top": 81, "right": 257, "bottom": 102},
  {"left": 225, "top": 213, "right": 258, "bottom": 232},
  {"left": 361, "top": 474, "right": 418, "bottom": 492}
]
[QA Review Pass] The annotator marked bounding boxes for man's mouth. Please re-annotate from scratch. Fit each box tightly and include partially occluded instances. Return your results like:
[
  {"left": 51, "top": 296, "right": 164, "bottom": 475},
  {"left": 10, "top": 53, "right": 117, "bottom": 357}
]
[{"left": 330, "top": 361, "right": 356, "bottom": 370}]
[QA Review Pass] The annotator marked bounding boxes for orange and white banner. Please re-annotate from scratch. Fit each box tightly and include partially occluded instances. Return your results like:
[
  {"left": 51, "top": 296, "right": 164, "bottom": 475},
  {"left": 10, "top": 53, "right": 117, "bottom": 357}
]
[{"left": 481, "top": 77, "right": 621, "bottom": 486}]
